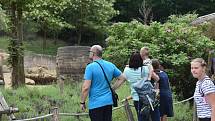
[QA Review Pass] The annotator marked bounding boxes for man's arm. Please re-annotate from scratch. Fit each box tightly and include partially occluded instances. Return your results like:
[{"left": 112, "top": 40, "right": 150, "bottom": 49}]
[
  {"left": 112, "top": 74, "right": 126, "bottom": 91},
  {"left": 80, "top": 80, "right": 91, "bottom": 111}
]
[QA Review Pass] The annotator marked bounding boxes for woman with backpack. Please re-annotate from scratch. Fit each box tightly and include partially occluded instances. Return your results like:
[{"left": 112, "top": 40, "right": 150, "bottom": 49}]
[
  {"left": 191, "top": 58, "right": 215, "bottom": 121},
  {"left": 151, "top": 59, "right": 174, "bottom": 121},
  {"left": 123, "top": 51, "right": 159, "bottom": 121}
]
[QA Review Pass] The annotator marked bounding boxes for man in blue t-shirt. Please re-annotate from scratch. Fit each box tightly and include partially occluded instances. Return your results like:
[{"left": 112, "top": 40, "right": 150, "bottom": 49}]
[{"left": 80, "top": 45, "right": 126, "bottom": 121}]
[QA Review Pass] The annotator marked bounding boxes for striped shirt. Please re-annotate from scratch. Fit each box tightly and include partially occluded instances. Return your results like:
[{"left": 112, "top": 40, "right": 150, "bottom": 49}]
[
  {"left": 143, "top": 58, "right": 152, "bottom": 66},
  {"left": 194, "top": 76, "right": 215, "bottom": 118}
]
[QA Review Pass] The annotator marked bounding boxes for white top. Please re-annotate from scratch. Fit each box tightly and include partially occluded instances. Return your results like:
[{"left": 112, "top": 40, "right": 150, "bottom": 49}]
[{"left": 194, "top": 76, "right": 215, "bottom": 118}]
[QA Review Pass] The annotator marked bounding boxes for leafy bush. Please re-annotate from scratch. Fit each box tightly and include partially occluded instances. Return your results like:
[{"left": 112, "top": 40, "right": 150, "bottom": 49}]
[{"left": 104, "top": 14, "right": 215, "bottom": 99}]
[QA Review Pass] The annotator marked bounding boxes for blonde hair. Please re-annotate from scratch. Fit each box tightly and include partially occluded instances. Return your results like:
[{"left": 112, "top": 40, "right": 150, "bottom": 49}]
[
  {"left": 191, "top": 58, "right": 207, "bottom": 67},
  {"left": 140, "top": 47, "right": 149, "bottom": 56}
]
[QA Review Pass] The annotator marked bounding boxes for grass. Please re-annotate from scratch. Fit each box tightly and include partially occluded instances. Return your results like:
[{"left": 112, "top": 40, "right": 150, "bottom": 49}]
[
  {"left": 0, "top": 36, "right": 67, "bottom": 55},
  {"left": 0, "top": 36, "right": 10, "bottom": 51},
  {"left": 0, "top": 81, "right": 193, "bottom": 121}
]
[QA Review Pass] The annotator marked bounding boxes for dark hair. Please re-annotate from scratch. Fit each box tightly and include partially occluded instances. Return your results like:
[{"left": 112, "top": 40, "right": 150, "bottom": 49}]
[
  {"left": 152, "top": 59, "right": 160, "bottom": 70},
  {"left": 129, "top": 52, "right": 143, "bottom": 69}
]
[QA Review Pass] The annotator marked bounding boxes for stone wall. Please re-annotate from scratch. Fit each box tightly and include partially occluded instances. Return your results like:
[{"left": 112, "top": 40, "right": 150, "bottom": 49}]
[
  {"left": 56, "top": 46, "right": 90, "bottom": 82},
  {"left": 24, "top": 53, "right": 56, "bottom": 70}
]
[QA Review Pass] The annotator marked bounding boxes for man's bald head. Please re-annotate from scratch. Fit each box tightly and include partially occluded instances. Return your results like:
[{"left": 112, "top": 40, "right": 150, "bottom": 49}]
[{"left": 91, "top": 45, "right": 103, "bottom": 57}]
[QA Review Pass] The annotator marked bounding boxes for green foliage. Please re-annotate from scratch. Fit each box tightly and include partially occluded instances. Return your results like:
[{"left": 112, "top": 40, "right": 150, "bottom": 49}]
[
  {"left": 64, "top": 0, "right": 118, "bottom": 30},
  {"left": 0, "top": 36, "right": 10, "bottom": 50},
  {"left": 113, "top": 0, "right": 215, "bottom": 22},
  {"left": 0, "top": 82, "right": 194, "bottom": 121},
  {"left": 0, "top": 83, "right": 131, "bottom": 121},
  {"left": 7, "top": 38, "right": 24, "bottom": 68},
  {"left": 23, "top": 37, "right": 67, "bottom": 55},
  {"left": 0, "top": 36, "right": 67, "bottom": 55},
  {"left": 61, "top": 0, "right": 118, "bottom": 45},
  {"left": 169, "top": 102, "right": 193, "bottom": 121},
  {"left": 25, "top": 0, "right": 73, "bottom": 30},
  {"left": 0, "top": 5, "right": 9, "bottom": 31},
  {"left": 104, "top": 14, "right": 215, "bottom": 98}
]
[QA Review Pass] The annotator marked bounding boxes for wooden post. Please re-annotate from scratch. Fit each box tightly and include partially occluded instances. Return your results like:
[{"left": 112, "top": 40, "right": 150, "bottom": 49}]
[
  {"left": 123, "top": 99, "right": 135, "bottom": 121},
  {"left": 58, "top": 76, "right": 65, "bottom": 95},
  {"left": 51, "top": 107, "right": 59, "bottom": 121},
  {"left": 193, "top": 101, "right": 199, "bottom": 121},
  {"left": 207, "top": 50, "right": 214, "bottom": 76},
  {"left": 0, "top": 54, "right": 4, "bottom": 89}
]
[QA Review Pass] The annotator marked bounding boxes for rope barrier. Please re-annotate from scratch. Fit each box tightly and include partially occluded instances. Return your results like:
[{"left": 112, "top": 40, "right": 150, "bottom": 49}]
[
  {"left": 14, "top": 114, "right": 53, "bottom": 121},
  {"left": 11, "top": 96, "right": 194, "bottom": 121},
  {"left": 173, "top": 96, "right": 194, "bottom": 105},
  {"left": 59, "top": 112, "right": 88, "bottom": 116},
  {"left": 112, "top": 104, "right": 125, "bottom": 111}
]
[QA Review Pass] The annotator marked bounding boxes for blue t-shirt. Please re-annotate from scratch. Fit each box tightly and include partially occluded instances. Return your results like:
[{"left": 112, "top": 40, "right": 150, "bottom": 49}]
[
  {"left": 84, "top": 59, "right": 122, "bottom": 109},
  {"left": 123, "top": 66, "right": 150, "bottom": 101}
]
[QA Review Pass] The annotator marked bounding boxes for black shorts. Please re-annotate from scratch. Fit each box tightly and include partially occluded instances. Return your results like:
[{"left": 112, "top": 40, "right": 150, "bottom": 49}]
[
  {"left": 89, "top": 105, "right": 112, "bottom": 121},
  {"left": 199, "top": 118, "right": 211, "bottom": 121}
]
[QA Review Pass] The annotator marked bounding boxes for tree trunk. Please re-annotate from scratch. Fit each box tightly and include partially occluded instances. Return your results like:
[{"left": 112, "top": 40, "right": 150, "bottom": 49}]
[
  {"left": 77, "top": 29, "right": 82, "bottom": 45},
  {"left": 17, "top": 5, "right": 25, "bottom": 86},
  {"left": 10, "top": 1, "right": 25, "bottom": 88},
  {"left": 43, "top": 24, "right": 47, "bottom": 52}
]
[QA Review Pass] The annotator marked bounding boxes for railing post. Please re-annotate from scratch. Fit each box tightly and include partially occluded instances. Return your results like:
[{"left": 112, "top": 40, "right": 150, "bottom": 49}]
[
  {"left": 51, "top": 107, "right": 59, "bottom": 121},
  {"left": 193, "top": 101, "right": 199, "bottom": 121},
  {"left": 123, "top": 99, "right": 135, "bottom": 121}
]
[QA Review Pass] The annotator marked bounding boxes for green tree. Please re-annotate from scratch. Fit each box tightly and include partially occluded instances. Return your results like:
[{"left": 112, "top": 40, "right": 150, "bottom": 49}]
[
  {"left": 0, "top": 0, "right": 72, "bottom": 88},
  {"left": 104, "top": 14, "right": 215, "bottom": 99},
  {"left": 113, "top": 0, "right": 215, "bottom": 22},
  {"left": 0, "top": 0, "right": 28, "bottom": 88},
  {"left": 0, "top": 5, "right": 9, "bottom": 31},
  {"left": 25, "top": 0, "right": 72, "bottom": 49},
  {"left": 62, "top": 0, "right": 118, "bottom": 45}
]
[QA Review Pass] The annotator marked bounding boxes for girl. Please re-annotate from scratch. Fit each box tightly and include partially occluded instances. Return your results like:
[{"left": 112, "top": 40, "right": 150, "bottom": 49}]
[{"left": 191, "top": 58, "right": 215, "bottom": 121}]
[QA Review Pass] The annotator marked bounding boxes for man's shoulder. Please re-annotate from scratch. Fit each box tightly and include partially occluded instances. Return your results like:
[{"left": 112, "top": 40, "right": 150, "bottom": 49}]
[
  {"left": 86, "top": 62, "right": 97, "bottom": 69},
  {"left": 102, "top": 60, "right": 115, "bottom": 66}
]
